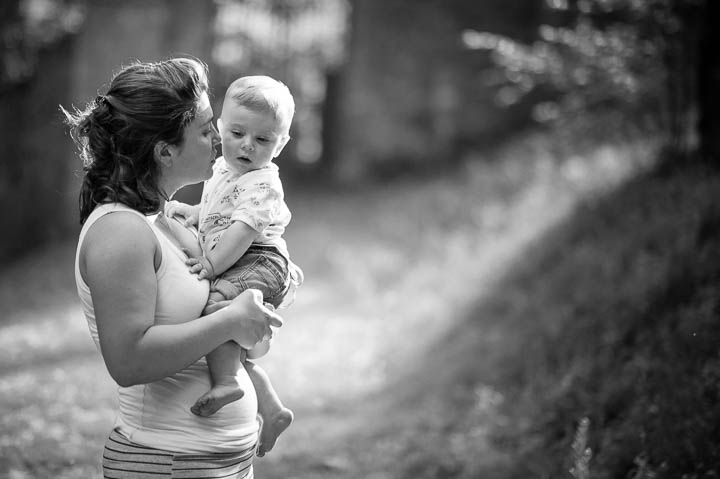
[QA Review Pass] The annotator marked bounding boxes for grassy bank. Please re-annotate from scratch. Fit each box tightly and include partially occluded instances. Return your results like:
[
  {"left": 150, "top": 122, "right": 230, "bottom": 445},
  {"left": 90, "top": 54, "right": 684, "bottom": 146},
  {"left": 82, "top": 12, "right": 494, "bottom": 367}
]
[
  {"left": 344, "top": 158, "right": 720, "bottom": 479},
  {"left": 496, "top": 160, "right": 720, "bottom": 478}
]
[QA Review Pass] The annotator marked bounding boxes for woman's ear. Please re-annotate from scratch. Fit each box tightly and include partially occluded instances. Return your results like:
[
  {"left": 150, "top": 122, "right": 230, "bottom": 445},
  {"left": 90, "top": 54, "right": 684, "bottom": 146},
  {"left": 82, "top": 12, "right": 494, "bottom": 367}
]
[{"left": 154, "top": 141, "right": 173, "bottom": 167}]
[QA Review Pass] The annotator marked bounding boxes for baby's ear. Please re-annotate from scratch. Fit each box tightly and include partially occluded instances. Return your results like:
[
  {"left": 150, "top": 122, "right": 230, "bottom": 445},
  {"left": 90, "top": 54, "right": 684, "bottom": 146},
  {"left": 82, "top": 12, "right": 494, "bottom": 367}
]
[{"left": 273, "top": 135, "right": 291, "bottom": 158}]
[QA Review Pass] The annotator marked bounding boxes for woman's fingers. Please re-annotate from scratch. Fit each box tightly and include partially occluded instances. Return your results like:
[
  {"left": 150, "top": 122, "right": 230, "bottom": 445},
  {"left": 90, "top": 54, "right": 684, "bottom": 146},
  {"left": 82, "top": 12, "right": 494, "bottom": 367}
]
[
  {"left": 216, "top": 289, "right": 283, "bottom": 348},
  {"left": 259, "top": 303, "right": 283, "bottom": 328},
  {"left": 244, "top": 289, "right": 282, "bottom": 328},
  {"left": 242, "top": 291, "right": 281, "bottom": 329}
]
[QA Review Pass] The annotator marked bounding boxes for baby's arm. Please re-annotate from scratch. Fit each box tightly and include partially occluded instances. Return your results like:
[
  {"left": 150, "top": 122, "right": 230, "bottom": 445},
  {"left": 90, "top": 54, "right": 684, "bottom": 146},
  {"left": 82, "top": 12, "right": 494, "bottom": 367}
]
[
  {"left": 161, "top": 203, "right": 203, "bottom": 258},
  {"left": 165, "top": 200, "right": 201, "bottom": 227},
  {"left": 187, "top": 220, "right": 259, "bottom": 280}
]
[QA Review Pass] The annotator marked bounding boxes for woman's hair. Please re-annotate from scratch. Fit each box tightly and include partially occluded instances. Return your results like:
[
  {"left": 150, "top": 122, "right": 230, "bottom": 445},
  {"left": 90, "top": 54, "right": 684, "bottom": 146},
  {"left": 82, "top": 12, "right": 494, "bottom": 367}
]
[{"left": 63, "top": 57, "right": 209, "bottom": 224}]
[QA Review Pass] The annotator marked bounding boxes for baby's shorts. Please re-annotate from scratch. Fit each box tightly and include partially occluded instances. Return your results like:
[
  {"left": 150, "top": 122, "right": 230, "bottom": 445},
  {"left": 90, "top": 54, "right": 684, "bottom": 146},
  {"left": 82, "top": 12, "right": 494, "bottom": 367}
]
[{"left": 215, "top": 244, "right": 291, "bottom": 309}]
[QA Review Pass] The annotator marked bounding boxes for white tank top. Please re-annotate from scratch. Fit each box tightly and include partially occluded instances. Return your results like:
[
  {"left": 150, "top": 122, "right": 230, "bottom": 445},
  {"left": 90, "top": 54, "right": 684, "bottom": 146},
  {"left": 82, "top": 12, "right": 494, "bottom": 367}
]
[{"left": 75, "top": 203, "right": 258, "bottom": 453}]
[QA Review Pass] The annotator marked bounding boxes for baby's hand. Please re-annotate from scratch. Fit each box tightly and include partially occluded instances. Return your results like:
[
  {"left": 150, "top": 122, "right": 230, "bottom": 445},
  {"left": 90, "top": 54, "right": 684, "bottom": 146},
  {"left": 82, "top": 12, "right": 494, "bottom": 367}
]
[
  {"left": 186, "top": 256, "right": 215, "bottom": 280},
  {"left": 165, "top": 200, "right": 199, "bottom": 226},
  {"left": 164, "top": 200, "right": 184, "bottom": 218}
]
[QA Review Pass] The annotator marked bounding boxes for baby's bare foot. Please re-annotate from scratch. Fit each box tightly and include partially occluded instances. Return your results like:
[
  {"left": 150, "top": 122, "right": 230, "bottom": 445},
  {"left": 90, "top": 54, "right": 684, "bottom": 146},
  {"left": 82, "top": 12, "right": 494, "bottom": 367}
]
[
  {"left": 257, "top": 408, "right": 293, "bottom": 457},
  {"left": 191, "top": 384, "right": 245, "bottom": 417}
]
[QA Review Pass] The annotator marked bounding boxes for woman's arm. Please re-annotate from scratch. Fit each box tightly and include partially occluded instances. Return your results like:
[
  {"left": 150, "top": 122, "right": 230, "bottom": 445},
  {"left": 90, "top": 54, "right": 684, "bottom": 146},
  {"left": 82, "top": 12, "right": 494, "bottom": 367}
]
[{"left": 81, "top": 212, "right": 280, "bottom": 387}]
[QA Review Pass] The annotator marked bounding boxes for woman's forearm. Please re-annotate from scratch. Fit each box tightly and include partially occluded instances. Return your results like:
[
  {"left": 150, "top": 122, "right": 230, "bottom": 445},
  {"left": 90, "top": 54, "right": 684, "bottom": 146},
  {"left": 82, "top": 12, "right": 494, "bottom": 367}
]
[
  {"left": 105, "top": 292, "right": 279, "bottom": 387},
  {"left": 106, "top": 308, "right": 234, "bottom": 387}
]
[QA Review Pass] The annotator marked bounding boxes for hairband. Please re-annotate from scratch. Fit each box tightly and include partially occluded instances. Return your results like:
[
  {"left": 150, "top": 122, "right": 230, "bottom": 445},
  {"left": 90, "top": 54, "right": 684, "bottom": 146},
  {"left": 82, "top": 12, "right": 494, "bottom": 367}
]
[{"left": 95, "top": 95, "right": 114, "bottom": 108}]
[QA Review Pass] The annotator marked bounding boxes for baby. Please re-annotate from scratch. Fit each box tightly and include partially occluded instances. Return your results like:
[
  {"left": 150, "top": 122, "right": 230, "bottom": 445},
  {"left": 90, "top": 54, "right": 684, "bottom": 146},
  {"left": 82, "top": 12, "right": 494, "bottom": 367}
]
[{"left": 165, "top": 75, "right": 302, "bottom": 457}]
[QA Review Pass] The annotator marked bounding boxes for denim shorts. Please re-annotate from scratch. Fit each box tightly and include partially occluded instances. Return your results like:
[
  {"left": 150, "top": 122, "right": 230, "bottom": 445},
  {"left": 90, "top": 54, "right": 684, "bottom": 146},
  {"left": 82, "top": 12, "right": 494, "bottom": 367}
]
[{"left": 216, "top": 245, "right": 290, "bottom": 309}]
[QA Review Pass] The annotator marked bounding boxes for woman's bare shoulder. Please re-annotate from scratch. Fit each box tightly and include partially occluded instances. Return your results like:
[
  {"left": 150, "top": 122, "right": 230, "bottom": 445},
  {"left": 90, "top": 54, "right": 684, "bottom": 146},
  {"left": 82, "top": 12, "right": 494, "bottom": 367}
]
[
  {"left": 80, "top": 210, "right": 159, "bottom": 271},
  {"left": 86, "top": 210, "right": 155, "bottom": 242}
]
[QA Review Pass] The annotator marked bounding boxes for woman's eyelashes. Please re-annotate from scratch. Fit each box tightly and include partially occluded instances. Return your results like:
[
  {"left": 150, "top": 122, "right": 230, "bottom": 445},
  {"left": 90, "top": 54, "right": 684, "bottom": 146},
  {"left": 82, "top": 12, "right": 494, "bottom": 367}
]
[{"left": 203, "top": 123, "right": 218, "bottom": 137}]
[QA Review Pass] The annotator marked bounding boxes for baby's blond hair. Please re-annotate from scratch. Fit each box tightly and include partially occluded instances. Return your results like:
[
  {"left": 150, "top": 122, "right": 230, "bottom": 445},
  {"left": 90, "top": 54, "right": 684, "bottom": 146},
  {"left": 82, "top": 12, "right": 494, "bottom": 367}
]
[{"left": 224, "top": 75, "right": 295, "bottom": 134}]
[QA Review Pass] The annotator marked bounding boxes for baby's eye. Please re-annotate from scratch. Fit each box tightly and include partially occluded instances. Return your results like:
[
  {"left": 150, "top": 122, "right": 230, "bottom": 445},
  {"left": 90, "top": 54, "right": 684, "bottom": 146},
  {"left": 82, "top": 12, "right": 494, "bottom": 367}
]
[
  {"left": 257, "top": 137, "right": 269, "bottom": 143},
  {"left": 232, "top": 130, "right": 244, "bottom": 137}
]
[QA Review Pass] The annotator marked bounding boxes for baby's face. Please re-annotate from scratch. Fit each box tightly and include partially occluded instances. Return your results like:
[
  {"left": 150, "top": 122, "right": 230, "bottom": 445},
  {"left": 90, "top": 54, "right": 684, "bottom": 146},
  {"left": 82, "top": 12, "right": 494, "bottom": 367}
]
[{"left": 218, "top": 103, "right": 288, "bottom": 176}]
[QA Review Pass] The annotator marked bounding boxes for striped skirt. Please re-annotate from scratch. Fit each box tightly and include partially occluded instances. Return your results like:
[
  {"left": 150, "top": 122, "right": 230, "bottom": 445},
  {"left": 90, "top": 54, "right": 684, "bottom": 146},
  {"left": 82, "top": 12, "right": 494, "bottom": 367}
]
[{"left": 102, "top": 429, "right": 255, "bottom": 478}]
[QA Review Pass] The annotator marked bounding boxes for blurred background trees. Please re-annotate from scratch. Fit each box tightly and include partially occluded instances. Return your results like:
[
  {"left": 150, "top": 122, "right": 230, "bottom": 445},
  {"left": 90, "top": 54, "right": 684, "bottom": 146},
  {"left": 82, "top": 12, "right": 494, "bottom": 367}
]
[
  {"left": 0, "top": 0, "right": 715, "bottom": 257},
  {"left": 464, "top": 0, "right": 712, "bottom": 159}
]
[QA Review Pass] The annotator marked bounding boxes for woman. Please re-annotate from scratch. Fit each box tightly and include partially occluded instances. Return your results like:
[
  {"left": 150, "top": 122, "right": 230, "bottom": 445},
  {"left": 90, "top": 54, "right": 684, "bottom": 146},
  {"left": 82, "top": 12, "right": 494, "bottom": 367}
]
[{"left": 65, "top": 57, "right": 281, "bottom": 478}]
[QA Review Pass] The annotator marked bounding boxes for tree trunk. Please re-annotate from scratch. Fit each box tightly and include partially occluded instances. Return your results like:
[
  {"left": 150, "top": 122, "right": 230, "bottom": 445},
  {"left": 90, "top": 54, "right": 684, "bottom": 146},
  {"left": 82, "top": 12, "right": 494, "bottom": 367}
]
[
  {"left": 163, "top": 0, "right": 218, "bottom": 205},
  {"left": 697, "top": 0, "right": 720, "bottom": 165},
  {"left": 0, "top": 0, "right": 77, "bottom": 261}
]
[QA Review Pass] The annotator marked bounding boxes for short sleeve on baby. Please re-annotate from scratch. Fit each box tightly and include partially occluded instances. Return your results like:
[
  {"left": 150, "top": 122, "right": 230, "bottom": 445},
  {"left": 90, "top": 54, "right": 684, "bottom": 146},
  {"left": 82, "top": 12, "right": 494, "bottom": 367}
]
[{"left": 230, "top": 175, "right": 283, "bottom": 233}]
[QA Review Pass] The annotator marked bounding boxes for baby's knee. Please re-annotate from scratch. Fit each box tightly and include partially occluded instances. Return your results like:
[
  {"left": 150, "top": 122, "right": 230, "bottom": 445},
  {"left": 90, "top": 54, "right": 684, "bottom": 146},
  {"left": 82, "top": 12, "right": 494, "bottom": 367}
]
[{"left": 246, "top": 339, "right": 271, "bottom": 359}]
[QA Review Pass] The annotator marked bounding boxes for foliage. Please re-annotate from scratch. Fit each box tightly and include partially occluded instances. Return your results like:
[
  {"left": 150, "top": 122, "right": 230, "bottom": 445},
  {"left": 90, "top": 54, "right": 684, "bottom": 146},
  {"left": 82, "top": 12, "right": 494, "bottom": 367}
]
[
  {"left": 214, "top": 0, "right": 346, "bottom": 70},
  {"left": 213, "top": 0, "right": 348, "bottom": 165},
  {"left": 491, "top": 159, "right": 720, "bottom": 478},
  {"left": 0, "top": 0, "right": 84, "bottom": 89},
  {"left": 462, "top": 0, "right": 703, "bottom": 132}
]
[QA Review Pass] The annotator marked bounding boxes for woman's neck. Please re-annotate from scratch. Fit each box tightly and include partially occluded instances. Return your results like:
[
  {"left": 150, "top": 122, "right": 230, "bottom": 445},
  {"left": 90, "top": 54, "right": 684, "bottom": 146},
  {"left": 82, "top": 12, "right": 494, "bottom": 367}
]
[{"left": 157, "top": 174, "right": 180, "bottom": 203}]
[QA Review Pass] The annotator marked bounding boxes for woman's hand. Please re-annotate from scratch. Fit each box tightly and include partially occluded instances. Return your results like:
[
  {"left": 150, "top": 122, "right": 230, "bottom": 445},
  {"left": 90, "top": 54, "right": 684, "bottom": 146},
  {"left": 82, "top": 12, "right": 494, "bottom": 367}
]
[{"left": 223, "top": 289, "right": 283, "bottom": 350}]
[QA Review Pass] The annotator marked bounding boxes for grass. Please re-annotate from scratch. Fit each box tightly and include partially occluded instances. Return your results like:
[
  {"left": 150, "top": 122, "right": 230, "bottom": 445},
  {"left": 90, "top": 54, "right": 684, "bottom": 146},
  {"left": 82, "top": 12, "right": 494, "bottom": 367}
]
[
  {"left": 483, "top": 161, "right": 720, "bottom": 479},
  {"left": 4, "top": 125, "right": 712, "bottom": 478}
]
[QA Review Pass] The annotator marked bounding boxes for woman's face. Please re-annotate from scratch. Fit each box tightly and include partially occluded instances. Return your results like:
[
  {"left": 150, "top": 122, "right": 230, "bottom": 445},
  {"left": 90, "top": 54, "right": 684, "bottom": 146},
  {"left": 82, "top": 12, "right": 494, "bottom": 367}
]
[{"left": 170, "top": 92, "right": 220, "bottom": 187}]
